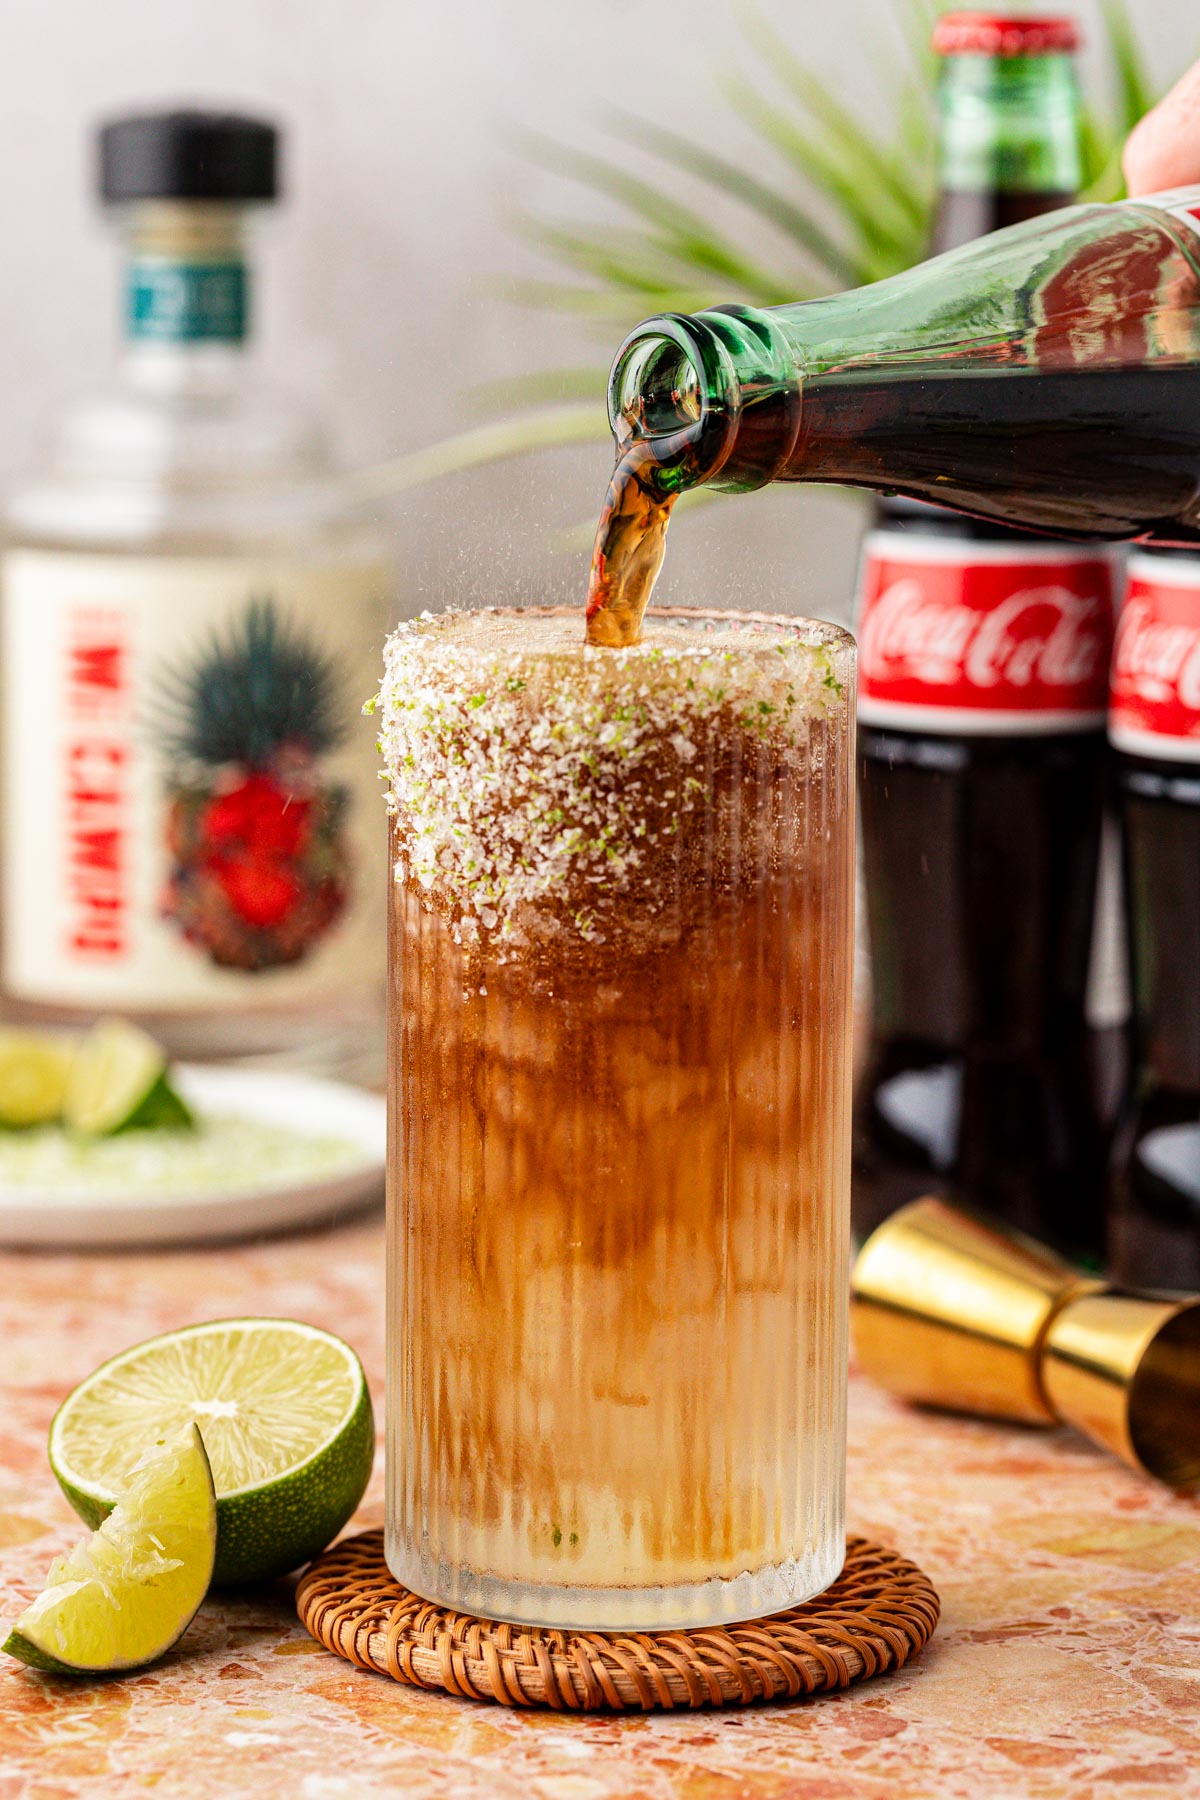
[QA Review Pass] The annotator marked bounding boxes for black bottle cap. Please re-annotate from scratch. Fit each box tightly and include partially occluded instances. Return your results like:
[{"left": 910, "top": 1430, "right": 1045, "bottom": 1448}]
[{"left": 99, "top": 109, "right": 279, "bottom": 204}]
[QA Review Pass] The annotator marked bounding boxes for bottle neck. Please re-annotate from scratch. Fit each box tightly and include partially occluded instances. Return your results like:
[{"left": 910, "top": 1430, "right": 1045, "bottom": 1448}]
[
  {"left": 935, "top": 51, "right": 1083, "bottom": 205},
  {"left": 115, "top": 201, "right": 254, "bottom": 387}
]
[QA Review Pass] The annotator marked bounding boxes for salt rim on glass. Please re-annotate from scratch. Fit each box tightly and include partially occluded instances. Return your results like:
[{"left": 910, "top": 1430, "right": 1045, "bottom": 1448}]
[{"left": 370, "top": 606, "right": 853, "bottom": 952}]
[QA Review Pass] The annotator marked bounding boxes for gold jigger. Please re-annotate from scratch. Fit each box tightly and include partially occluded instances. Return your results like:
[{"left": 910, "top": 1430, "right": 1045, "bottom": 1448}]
[
  {"left": 851, "top": 1197, "right": 1200, "bottom": 1488},
  {"left": 1042, "top": 1291, "right": 1200, "bottom": 1489},
  {"left": 851, "top": 1197, "right": 1101, "bottom": 1426}
]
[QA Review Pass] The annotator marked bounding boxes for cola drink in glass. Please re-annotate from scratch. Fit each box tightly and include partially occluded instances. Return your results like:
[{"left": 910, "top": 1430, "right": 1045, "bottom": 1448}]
[
  {"left": 381, "top": 607, "right": 855, "bottom": 1629},
  {"left": 852, "top": 11, "right": 1114, "bottom": 1260},
  {"left": 1108, "top": 551, "right": 1200, "bottom": 1290}
]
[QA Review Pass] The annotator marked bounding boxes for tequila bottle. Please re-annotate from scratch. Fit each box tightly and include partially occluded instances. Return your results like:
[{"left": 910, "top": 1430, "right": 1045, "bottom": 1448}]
[{"left": 2, "top": 110, "right": 389, "bottom": 1067}]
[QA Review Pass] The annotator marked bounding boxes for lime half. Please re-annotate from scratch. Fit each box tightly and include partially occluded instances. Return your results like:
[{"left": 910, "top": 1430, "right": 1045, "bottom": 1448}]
[
  {"left": 49, "top": 1318, "right": 374, "bottom": 1586},
  {"left": 64, "top": 1018, "right": 194, "bottom": 1135},
  {"left": 0, "top": 1031, "right": 73, "bottom": 1128},
  {"left": 4, "top": 1424, "right": 215, "bottom": 1674}
]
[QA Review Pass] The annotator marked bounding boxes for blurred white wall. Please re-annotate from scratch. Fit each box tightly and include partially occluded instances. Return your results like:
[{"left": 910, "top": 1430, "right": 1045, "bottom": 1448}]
[{"left": 0, "top": 0, "right": 1194, "bottom": 627}]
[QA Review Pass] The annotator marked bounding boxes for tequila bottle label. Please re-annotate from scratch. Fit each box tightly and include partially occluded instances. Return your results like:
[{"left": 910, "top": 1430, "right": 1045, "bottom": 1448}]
[
  {"left": 1, "top": 549, "right": 388, "bottom": 1010},
  {"left": 1110, "top": 552, "right": 1200, "bottom": 761},
  {"left": 855, "top": 532, "right": 1116, "bottom": 732},
  {"left": 126, "top": 258, "right": 248, "bottom": 342}
]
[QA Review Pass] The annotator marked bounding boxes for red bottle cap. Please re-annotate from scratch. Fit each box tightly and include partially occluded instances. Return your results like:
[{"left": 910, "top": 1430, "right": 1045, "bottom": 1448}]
[{"left": 933, "top": 13, "right": 1081, "bottom": 56}]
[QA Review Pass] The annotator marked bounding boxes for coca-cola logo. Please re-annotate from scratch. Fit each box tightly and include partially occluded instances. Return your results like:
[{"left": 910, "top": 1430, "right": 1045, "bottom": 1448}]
[
  {"left": 860, "top": 580, "right": 1108, "bottom": 691},
  {"left": 1109, "top": 566, "right": 1200, "bottom": 756},
  {"left": 855, "top": 539, "right": 1115, "bottom": 730},
  {"left": 1112, "top": 594, "right": 1200, "bottom": 710}
]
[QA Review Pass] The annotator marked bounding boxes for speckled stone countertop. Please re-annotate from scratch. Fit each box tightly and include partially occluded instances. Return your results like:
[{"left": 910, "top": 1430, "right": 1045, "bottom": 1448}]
[{"left": 2, "top": 1212, "right": 1198, "bottom": 1800}]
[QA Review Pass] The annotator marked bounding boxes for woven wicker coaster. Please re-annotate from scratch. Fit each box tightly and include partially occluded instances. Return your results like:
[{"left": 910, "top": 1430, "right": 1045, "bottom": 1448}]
[{"left": 295, "top": 1531, "right": 939, "bottom": 1711}]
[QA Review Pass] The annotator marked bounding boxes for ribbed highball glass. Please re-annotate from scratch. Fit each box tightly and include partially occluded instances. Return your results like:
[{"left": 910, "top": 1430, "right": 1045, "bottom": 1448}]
[{"left": 380, "top": 606, "right": 855, "bottom": 1630}]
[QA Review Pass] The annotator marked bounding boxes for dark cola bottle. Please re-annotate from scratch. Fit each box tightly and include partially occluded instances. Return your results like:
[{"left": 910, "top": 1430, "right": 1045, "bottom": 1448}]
[
  {"left": 852, "top": 11, "right": 1115, "bottom": 1261},
  {"left": 1108, "top": 550, "right": 1200, "bottom": 1289},
  {"left": 596, "top": 87, "right": 1200, "bottom": 1249}
]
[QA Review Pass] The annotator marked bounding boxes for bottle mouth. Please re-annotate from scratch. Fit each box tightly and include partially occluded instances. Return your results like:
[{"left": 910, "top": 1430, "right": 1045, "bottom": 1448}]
[
  {"left": 606, "top": 314, "right": 737, "bottom": 491},
  {"left": 612, "top": 334, "right": 702, "bottom": 435},
  {"left": 607, "top": 305, "right": 806, "bottom": 495}
]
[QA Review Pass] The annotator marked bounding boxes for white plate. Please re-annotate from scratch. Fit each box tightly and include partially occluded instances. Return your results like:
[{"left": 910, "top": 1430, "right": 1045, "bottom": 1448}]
[{"left": 0, "top": 1065, "right": 386, "bottom": 1249}]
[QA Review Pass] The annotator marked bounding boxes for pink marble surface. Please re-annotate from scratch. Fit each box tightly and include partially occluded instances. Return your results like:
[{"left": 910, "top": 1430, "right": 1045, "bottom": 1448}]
[{"left": 1, "top": 1212, "right": 1198, "bottom": 1800}]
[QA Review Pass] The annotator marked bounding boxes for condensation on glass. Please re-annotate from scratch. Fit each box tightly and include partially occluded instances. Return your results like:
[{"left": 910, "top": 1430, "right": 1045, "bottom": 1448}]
[{"left": 380, "top": 607, "right": 855, "bottom": 1630}]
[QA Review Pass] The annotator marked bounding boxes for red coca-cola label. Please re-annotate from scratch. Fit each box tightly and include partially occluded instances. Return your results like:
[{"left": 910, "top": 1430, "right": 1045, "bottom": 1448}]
[
  {"left": 1153, "top": 189, "right": 1200, "bottom": 235},
  {"left": 856, "top": 533, "right": 1116, "bottom": 733},
  {"left": 1109, "top": 554, "right": 1200, "bottom": 761}
]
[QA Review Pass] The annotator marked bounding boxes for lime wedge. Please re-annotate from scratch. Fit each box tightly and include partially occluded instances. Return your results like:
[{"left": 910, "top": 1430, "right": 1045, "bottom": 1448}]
[
  {"left": 3, "top": 1424, "right": 215, "bottom": 1674},
  {"left": 63, "top": 1018, "right": 193, "bottom": 1135},
  {"left": 49, "top": 1319, "right": 374, "bottom": 1586},
  {"left": 0, "top": 1031, "right": 73, "bottom": 1128}
]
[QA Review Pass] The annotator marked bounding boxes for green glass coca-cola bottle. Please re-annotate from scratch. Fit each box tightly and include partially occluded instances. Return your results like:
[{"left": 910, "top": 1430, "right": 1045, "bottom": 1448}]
[
  {"left": 853, "top": 11, "right": 1118, "bottom": 1265},
  {"left": 604, "top": 189, "right": 1200, "bottom": 539}
]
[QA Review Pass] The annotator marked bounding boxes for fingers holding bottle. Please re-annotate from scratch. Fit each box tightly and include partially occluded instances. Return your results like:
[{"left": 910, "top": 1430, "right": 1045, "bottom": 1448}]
[{"left": 1125, "top": 60, "right": 1200, "bottom": 197}]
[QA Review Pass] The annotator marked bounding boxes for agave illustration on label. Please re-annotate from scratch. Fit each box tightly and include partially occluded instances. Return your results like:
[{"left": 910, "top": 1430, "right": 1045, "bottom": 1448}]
[{"left": 154, "top": 599, "right": 352, "bottom": 971}]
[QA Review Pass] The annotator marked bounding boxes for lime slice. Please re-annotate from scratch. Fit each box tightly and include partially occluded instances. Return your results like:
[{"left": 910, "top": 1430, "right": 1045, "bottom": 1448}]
[
  {"left": 0, "top": 1031, "right": 73, "bottom": 1128},
  {"left": 64, "top": 1018, "right": 193, "bottom": 1135},
  {"left": 3, "top": 1424, "right": 215, "bottom": 1674},
  {"left": 49, "top": 1319, "right": 374, "bottom": 1586}
]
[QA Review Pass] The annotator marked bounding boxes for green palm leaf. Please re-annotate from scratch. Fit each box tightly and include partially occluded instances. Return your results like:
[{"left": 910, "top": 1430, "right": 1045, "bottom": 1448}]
[
  {"left": 895, "top": 0, "right": 942, "bottom": 68},
  {"left": 600, "top": 108, "right": 861, "bottom": 290},
  {"left": 508, "top": 216, "right": 709, "bottom": 298},
  {"left": 344, "top": 405, "right": 607, "bottom": 505},
  {"left": 719, "top": 75, "right": 923, "bottom": 282},
  {"left": 511, "top": 128, "right": 803, "bottom": 300},
  {"left": 1099, "top": 0, "right": 1159, "bottom": 133},
  {"left": 353, "top": 0, "right": 1182, "bottom": 513},
  {"left": 737, "top": 2, "right": 931, "bottom": 233},
  {"left": 498, "top": 279, "right": 724, "bottom": 319}
]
